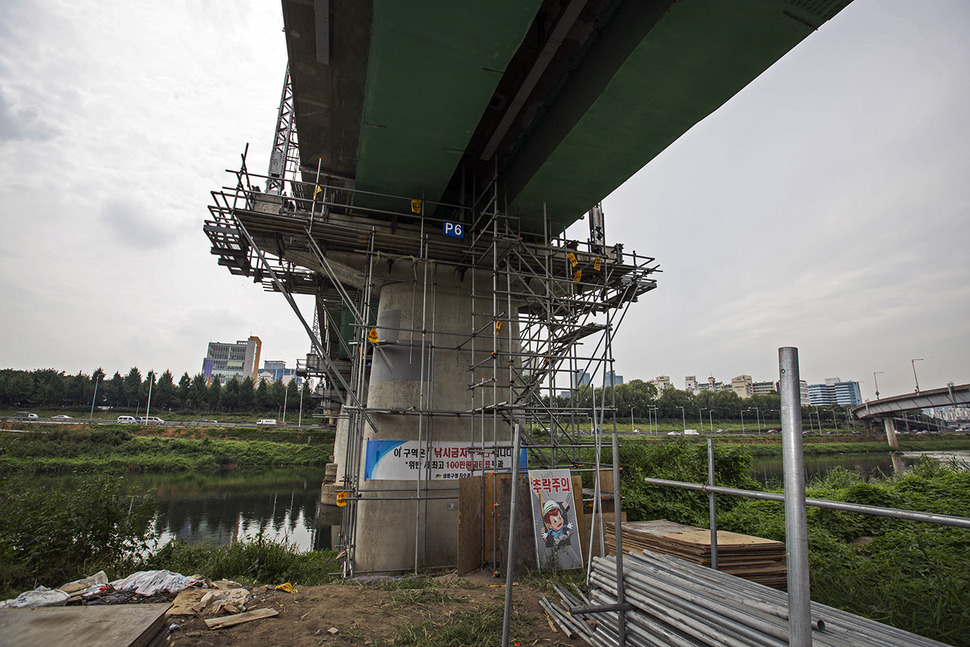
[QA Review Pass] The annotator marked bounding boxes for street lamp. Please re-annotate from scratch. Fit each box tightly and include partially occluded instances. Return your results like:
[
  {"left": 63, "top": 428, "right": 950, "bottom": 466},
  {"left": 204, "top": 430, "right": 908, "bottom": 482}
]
[
  {"left": 707, "top": 409, "right": 714, "bottom": 433},
  {"left": 631, "top": 405, "right": 635, "bottom": 430},
  {"left": 89, "top": 372, "right": 102, "bottom": 421},
  {"left": 298, "top": 378, "right": 306, "bottom": 428},
  {"left": 740, "top": 409, "right": 745, "bottom": 435},
  {"left": 145, "top": 371, "right": 155, "bottom": 421},
  {"left": 747, "top": 407, "right": 761, "bottom": 433},
  {"left": 911, "top": 359, "right": 923, "bottom": 393},
  {"left": 649, "top": 406, "right": 658, "bottom": 435},
  {"left": 677, "top": 406, "right": 686, "bottom": 433},
  {"left": 282, "top": 380, "right": 290, "bottom": 424},
  {"left": 873, "top": 371, "right": 884, "bottom": 399}
]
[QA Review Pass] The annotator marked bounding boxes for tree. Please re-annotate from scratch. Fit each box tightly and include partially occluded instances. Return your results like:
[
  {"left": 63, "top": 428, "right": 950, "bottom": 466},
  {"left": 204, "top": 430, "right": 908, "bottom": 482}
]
[
  {"left": 658, "top": 387, "right": 695, "bottom": 421},
  {"left": 106, "top": 372, "right": 125, "bottom": 408},
  {"left": 31, "top": 369, "right": 65, "bottom": 407},
  {"left": 188, "top": 374, "right": 208, "bottom": 411},
  {"left": 154, "top": 370, "right": 177, "bottom": 411},
  {"left": 207, "top": 376, "right": 222, "bottom": 411},
  {"left": 177, "top": 373, "right": 191, "bottom": 410},
  {"left": 222, "top": 377, "right": 241, "bottom": 412},
  {"left": 238, "top": 376, "right": 255, "bottom": 412},
  {"left": 269, "top": 380, "right": 286, "bottom": 415},
  {"left": 123, "top": 368, "right": 142, "bottom": 407},
  {"left": 254, "top": 379, "right": 270, "bottom": 413}
]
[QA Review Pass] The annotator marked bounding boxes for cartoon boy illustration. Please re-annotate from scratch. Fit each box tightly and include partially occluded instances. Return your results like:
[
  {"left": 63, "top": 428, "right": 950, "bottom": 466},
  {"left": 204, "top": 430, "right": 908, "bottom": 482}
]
[{"left": 541, "top": 499, "right": 573, "bottom": 548}]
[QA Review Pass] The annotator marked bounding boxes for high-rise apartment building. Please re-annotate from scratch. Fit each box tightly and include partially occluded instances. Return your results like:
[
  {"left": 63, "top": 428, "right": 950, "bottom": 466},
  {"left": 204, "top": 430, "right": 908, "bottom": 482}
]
[
  {"left": 752, "top": 381, "right": 776, "bottom": 395},
  {"left": 808, "top": 378, "right": 862, "bottom": 406},
  {"left": 201, "top": 336, "right": 261, "bottom": 384},
  {"left": 731, "top": 375, "right": 753, "bottom": 399},
  {"left": 651, "top": 376, "right": 671, "bottom": 392}
]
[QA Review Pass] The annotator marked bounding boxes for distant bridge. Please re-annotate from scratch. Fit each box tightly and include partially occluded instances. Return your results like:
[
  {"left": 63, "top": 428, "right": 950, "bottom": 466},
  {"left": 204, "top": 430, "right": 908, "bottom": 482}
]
[{"left": 851, "top": 383, "right": 970, "bottom": 448}]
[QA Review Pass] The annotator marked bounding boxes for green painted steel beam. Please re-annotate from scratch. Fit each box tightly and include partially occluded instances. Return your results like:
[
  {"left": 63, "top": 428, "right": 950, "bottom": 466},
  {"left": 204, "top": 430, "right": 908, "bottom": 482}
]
[
  {"left": 506, "top": 0, "right": 849, "bottom": 234},
  {"left": 354, "top": 0, "right": 543, "bottom": 207}
]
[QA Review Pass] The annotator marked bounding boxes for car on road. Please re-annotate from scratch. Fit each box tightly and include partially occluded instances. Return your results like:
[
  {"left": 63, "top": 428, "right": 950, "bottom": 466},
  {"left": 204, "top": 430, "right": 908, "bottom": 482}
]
[
  {"left": 257, "top": 419, "right": 278, "bottom": 427},
  {"left": 117, "top": 416, "right": 137, "bottom": 424},
  {"left": 138, "top": 416, "right": 165, "bottom": 425},
  {"left": 684, "top": 429, "right": 699, "bottom": 436},
  {"left": 666, "top": 431, "right": 680, "bottom": 436},
  {"left": 15, "top": 412, "right": 38, "bottom": 420},
  {"left": 51, "top": 415, "right": 73, "bottom": 420}
]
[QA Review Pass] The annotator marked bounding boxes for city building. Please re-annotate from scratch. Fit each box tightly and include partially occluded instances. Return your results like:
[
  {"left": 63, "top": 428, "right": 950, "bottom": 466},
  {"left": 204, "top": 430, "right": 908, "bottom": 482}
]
[
  {"left": 685, "top": 376, "right": 698, "bottom": 393},
  {"left": 201, "top": 336, "right": 261, "bottom": 385},
  {"left": 697, "top": 376, "right": 727, "bottom": 393},
  {"left": 731, "top": 375, "right": 753, "bottom": 399},
  {"left": 752, "top": 381, "right": 776, "bottom": 396},
  {"left": 807, "top": 378, "right": 862, "bottom": 406},
  {"left": 605, "top": 371, "right": 623, "bottom": 387},
  {"left": 650, "top": 376, "right": 671, "bottom": 393},
  {"left": 573, "top": 370, "right": 592, "bottom": 389},
  {"left": 777, "top": 379, "right": 811, "bottom": 403},
  {"left": 258, "top": 360, "right": 300, "bottom": 385}
]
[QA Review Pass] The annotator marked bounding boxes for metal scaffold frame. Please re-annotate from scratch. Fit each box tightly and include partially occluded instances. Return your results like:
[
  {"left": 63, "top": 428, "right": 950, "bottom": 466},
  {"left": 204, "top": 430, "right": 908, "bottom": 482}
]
[{"left": 206, "top": 119, "right": 659, "bottom": 579}]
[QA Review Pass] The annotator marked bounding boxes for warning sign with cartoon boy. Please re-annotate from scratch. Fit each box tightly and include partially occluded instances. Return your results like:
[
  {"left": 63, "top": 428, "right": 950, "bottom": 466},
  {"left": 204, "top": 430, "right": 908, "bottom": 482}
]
[{"left": 527, "top": 468, "right": 583, "bottom": 570}]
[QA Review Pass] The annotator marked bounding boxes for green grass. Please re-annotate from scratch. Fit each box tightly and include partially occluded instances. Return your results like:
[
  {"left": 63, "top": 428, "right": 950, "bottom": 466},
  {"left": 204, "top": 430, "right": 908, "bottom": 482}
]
[
  {"left": 389, "top": 604, "right": 518, "bottom": 647},
  {"left": 718, "top": 459, "right": 970, "bottom": 645},
  {"left": 145, "top": 537, "right": 342, "bottom": 587},
  {"left": 0, "top": 428, "right": 333, "bottom": 474}
]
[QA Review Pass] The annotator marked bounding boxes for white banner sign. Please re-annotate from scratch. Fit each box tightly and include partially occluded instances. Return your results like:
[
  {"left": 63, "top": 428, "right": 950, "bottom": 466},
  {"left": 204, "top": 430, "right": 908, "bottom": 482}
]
[{"left": 364, "top": 440, "right": 527, "bottom": 481}]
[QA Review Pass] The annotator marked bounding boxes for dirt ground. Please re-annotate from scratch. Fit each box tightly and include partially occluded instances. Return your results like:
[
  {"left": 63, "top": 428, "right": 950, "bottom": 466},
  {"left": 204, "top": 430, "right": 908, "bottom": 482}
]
[{"left": 166, "top": 571, "right": 588, "bottom": 647}]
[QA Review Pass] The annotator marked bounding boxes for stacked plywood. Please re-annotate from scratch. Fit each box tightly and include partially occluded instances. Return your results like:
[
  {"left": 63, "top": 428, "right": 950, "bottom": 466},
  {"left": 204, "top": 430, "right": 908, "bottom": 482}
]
[{"left": 605, "top": 520, "right": 787, "bottom": 590}]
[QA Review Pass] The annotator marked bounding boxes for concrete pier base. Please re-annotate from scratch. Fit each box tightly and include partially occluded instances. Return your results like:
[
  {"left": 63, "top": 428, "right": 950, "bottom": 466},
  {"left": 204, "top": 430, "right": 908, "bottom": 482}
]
[{"left": 328, "top": 263, "right": 518, "bottom": 573}]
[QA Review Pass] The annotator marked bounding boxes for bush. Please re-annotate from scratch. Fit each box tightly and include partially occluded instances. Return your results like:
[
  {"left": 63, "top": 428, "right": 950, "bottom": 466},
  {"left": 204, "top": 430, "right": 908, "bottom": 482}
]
[{"left": 0, "top": 474, "right": 155, "bottom": 598}]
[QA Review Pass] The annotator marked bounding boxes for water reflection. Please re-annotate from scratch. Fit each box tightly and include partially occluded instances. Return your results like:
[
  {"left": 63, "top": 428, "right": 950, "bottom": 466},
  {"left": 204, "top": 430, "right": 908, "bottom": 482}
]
[{"left": 119, "top": 468, "right": 332, "bottom": 552}]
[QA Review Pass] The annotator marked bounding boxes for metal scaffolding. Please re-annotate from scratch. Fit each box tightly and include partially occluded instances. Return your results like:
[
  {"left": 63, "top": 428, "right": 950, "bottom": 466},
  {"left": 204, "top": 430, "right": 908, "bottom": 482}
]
[{"left": 205, "top": 104, "right": 659, "bottom": 575}]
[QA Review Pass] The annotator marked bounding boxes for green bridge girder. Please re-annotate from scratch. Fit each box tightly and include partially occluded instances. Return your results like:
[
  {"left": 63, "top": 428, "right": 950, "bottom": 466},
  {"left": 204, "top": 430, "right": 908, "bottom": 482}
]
[{"left": 283, "top": 0, "right": 852, "bottom": 235}]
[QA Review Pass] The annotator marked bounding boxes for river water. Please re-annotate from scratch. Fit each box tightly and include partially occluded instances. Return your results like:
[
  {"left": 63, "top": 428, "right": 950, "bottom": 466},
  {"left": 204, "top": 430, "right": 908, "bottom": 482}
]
[
  {"left": 122, "top": 467, "right": 334, "bottom": 553},
  {"left": 110, "top": 451, "right": 968, "bottom": 553}
]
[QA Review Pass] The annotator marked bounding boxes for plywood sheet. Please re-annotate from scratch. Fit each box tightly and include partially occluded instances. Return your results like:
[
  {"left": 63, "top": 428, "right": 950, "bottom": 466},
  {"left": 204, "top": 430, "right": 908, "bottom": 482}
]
[{"left": 0, "top": 603, "right": 170, "bottom": 647}]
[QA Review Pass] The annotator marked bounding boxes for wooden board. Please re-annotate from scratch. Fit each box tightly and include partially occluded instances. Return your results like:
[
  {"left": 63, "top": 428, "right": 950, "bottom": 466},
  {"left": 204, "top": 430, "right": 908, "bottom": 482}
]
[
  {"left": 605, "top": 520, "right": 788, "bottom": 590},
  {"left": 457, "top": 476, "right": 483, "bottom": 575},
  {"left": 0, "top": 603, "right": 170, "bottom": 647},
  {"left": 203, "top": 607, "right": 278, "bottom": 630}
]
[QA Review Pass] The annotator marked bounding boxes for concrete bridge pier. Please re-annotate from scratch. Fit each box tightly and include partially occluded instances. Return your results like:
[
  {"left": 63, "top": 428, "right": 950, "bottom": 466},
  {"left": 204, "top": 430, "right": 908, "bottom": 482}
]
[
  {"left": 324, "top": 259, "right": 520, "bottom": 573},
  {"left": 882, "top": 416, "right": 899, "bottom": 449}
]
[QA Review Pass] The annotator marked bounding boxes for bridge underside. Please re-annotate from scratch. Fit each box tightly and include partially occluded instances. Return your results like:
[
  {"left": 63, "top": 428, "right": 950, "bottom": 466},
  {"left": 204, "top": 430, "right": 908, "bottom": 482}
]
[
  {"left": 283, "top": 0, "right": 851, "bottom": 234},
  {"left": 852, "top": 384, "right": 970, "bottom": 421}
]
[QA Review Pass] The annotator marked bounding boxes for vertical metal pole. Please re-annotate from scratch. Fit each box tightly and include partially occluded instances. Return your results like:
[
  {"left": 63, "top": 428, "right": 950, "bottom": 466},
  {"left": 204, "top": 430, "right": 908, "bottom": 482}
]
[
  {"left": 89, "top": 374, "right": 100, "bottom": 420},
  {"left": 610, "top": 421, "right": 627, "bottom": 646},
  {"left": 779, "top": 347, "right": 811, "bottom": 647},
  {"left": 707, "top": 438, "right": 718, "bottom": 570},
  {"left": 500, "top": 423, "right": 523, "bottom": 647}
]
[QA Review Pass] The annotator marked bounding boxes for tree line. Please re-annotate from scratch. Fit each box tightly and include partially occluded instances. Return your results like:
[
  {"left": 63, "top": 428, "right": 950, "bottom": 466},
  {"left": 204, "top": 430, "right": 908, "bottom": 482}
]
[
  {"left": 553, "top": 379, "right": 855, "bottom": 428},
  {"left": 0, "top": 367, "right": 311, "bottom": 415}
]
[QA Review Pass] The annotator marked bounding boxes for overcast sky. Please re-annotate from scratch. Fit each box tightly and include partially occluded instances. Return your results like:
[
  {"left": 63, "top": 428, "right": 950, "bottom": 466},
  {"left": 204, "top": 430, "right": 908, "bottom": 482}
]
[{"left": 1, "top": 1, "right": 967, "bottom": 400}]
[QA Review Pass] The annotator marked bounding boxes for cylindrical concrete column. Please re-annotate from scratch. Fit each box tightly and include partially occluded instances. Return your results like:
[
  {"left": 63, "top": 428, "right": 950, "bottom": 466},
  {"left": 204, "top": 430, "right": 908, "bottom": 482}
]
[{"left": 352, "top": 267, "right": 518, "bottom": 572}]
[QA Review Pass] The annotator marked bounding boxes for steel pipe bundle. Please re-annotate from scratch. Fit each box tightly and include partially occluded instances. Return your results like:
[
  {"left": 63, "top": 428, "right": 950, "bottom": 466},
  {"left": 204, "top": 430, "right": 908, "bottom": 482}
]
[{"left": 555, "top": 551, "right": 946, "bottom": 647}]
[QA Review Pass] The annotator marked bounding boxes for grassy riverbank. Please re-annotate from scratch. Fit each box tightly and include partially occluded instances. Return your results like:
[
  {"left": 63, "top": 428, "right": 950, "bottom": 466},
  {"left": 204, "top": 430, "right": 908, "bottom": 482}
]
[
  {"left": 607, "top": 440, "right": 970, "bottom": 646},
  {"left": 0, "top": 427, "right": 333, "bottom": 474}
]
